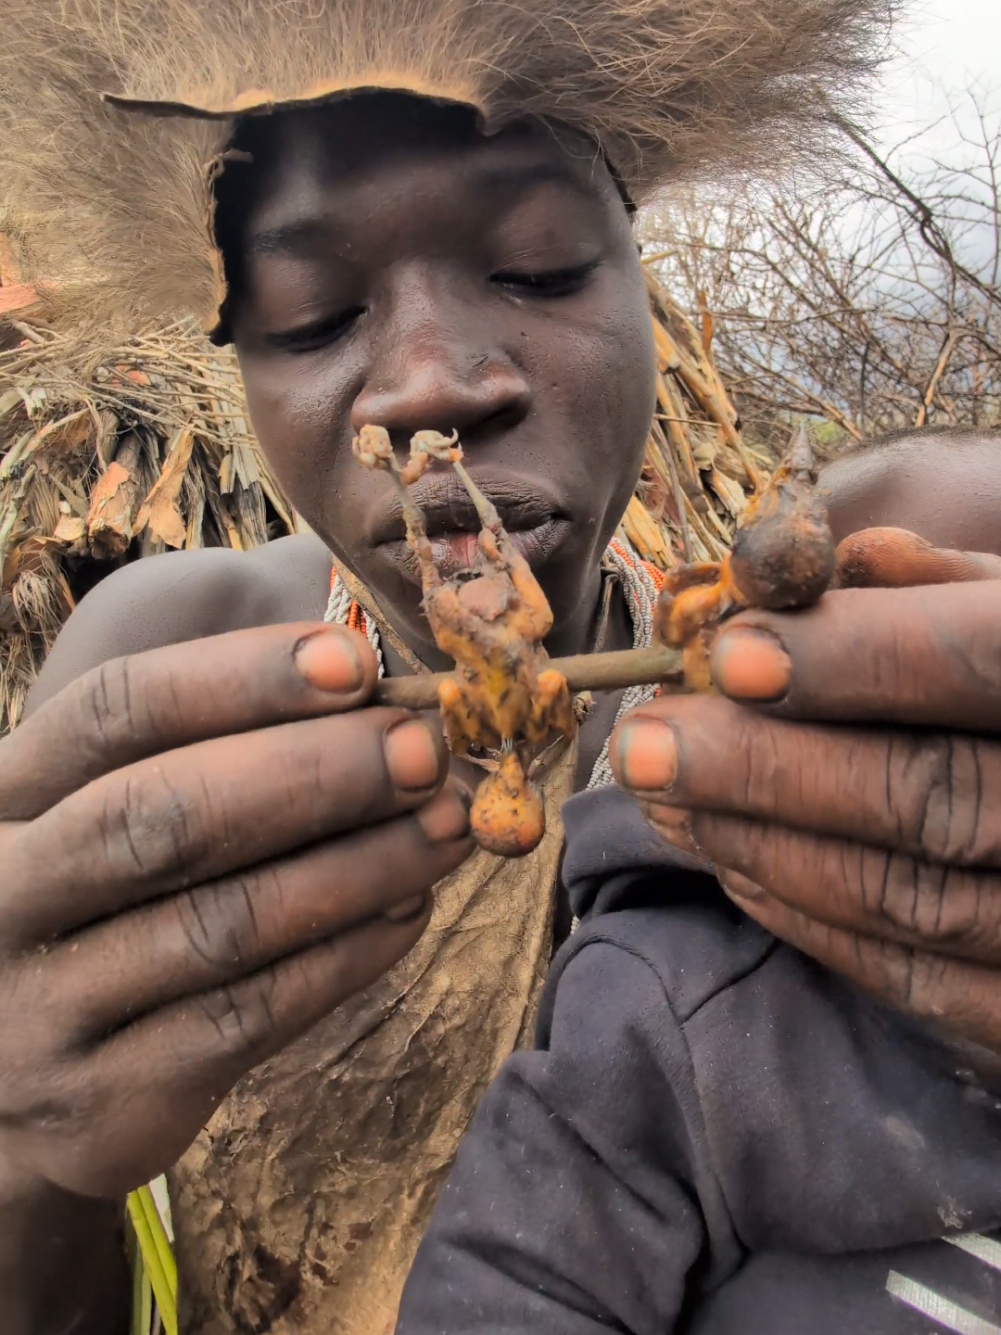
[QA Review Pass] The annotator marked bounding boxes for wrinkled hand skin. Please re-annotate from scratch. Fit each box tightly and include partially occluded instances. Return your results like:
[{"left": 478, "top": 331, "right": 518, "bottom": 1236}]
[
  {"left": 0, "top": 623, "right": 473, "bottom": 1204},
  {"left": 612, "top": 541, "right": 1001, "bottom": 1079}
]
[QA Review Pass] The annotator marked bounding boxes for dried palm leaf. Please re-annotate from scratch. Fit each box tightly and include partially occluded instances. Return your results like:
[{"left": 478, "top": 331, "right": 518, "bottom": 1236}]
[{"left": 0, "top": 312, "right": 297, "bottom": 732}]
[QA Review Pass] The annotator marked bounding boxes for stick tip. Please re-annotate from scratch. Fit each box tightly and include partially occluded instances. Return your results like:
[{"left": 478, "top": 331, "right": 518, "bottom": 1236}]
[{"left": 787, "top": 421, "right": 815, "bottom": 480}]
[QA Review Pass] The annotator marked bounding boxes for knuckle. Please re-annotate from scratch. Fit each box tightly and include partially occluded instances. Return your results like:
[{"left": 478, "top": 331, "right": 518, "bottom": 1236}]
[
  {"left": 891, "top": 735, "right": 991, "bottom": 865},
  {"left": 866, "top": 847, "right": 944, "bottom": 937},
  {"left": 900, "top": 947, "right": 959, "bottom": 1017},
  {"left": 876, "top": 856, "right": 1001, "bottom": 957},
  {"left": 99, "top": 768, "right": 207, "bottom": 883},
  {"left": 73, "top": 655, "right": 194, "bottom": 764},
  {"left": 77, "top": 656, "right": 143, "bottom": 756},
  {"left": 703, "top": 811, "right": 769, "bottom": 877},
  {"left": 0, "top": 966, "right": 130, "bottom": 1186},
  {"left": 174, "top": 871, "right": 268, "bottom": 972},
  {"left": 0, "top": 1036, "right": 96, "bottom": 1138},
  {"left": 716, "top": 708, "right": 770, "bottom": 810},
  {"left": 864, "top": 843, "right": 1001, "bottom": 961},
  {"left": 851, "top": 931, "right": 922, "bottom": 1009},
  {"left": 199, "top": 972, "right": 280, "bottom": 1062}
]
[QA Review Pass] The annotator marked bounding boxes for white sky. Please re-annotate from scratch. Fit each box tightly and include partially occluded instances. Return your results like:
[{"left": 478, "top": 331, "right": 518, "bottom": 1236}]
[{"left": 877, "top": 0, "right": 1000, "bottom": 142}]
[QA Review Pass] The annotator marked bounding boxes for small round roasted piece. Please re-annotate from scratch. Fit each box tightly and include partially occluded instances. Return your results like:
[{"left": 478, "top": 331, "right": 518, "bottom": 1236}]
[
  {"left": 470, "top": 751, "right": 546, "bottom": 857},
  {"left": 728, "top": 425, "right": 835, "bottom": 611}
]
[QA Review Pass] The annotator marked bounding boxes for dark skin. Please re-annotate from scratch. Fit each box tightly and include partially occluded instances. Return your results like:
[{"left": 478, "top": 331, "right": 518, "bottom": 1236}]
[
  {"left": 823, "top": 432, "right": 1001, "bottom": 550},
  {"left": 1, "top": 83, "right": 999, "bottom": 1324},
  {"left": 0, "top": 97, "right": 653, "bottom": 1333},
  {"left": 223, "top": 96, "right": 654, "bottom": 669},
  {"left": 612, "top": 431, "right": 1001, "bottom": 1088}
]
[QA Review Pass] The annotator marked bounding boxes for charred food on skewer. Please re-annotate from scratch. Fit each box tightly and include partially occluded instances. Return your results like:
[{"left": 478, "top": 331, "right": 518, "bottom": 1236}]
[
  {"left": 353, "top": 425, "right": 574, "bottom": 857},
  {"left": 355, "top": 423, "right": 837, "bottom": 852},
  {"left": 654, "top": 425, "right": 836, "bottom": 690}
]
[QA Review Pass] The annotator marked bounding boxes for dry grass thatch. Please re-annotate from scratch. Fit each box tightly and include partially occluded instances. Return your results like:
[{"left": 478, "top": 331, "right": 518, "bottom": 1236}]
[
  {"left": 0, "top": 301, "right": 297, "bottom": 731},
  {"left": 0, "top": 265, "right": 758, "bottom": 734},
  {"left": 0, "top": 0, "right": 894, "bottom": 330}
]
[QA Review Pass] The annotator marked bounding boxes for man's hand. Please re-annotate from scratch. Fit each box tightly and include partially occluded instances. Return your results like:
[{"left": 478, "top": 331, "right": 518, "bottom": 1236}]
[
  {"left": 610, "top": 550, "right": 1001, "bottom": 1060},
  {"left": 0, "top": 622, "right": 473, "bottom": 1201}
]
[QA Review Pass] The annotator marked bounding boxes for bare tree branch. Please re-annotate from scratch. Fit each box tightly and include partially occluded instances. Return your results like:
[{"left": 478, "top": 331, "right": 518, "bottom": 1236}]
[{"left": 643, "top": 91, "right": 1001, "bottom": 454}]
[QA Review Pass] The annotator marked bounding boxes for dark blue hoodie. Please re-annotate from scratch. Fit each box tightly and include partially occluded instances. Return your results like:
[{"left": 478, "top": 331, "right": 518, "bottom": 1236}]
[{"left": 397, "top": 787, "right": 1001, "bottom": 1334}]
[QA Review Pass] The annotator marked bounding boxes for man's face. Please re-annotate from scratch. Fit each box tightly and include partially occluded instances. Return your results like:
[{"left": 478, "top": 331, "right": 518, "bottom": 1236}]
[{"left": 227, "top": 96, "right": 656, "bottom": 660}]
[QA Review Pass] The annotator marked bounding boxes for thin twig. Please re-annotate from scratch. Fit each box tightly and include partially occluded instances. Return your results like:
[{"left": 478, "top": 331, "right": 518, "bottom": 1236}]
[{"left": 373, "top": 645, "right": 685, "bottom": 711}]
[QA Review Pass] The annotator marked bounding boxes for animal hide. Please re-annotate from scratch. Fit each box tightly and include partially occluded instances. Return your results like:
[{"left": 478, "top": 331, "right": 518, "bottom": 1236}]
[
  {"left": 2, "top": 0, "right": 894, "bottom": 330},
  {"left": 167, "top": 744, "right": 574, "bottom": 1334}
]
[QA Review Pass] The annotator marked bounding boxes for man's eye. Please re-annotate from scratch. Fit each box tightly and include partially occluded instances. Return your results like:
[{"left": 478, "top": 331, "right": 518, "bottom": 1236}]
[
  {"left": 491, "top": 260, "right": 599, "bottom": 297},
  {"left": 266, "top": 306, "right": 365, "bottom": 353}
]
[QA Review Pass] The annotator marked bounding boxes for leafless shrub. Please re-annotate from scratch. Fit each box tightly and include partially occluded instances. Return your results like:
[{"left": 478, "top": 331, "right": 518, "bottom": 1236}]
[{"left": 643, "top": 89, "right": 1001, "bottom": 456}]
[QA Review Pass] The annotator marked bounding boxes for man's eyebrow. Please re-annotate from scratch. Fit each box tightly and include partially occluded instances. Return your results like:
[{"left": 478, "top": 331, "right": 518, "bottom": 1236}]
[
  {"left": 468, "top": 159, "right": 600, "bottom": 199},
  {"left": 247, "top": 159, "right": 599, "bottom": 256},
  {"left": 248, "top": 217, "right": 334, "bottom": 256}
]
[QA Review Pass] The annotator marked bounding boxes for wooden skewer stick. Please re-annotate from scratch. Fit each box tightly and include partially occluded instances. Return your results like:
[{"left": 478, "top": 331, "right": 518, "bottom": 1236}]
[{"left": 373, "top": 644, "right": 685, "bottom": 711}]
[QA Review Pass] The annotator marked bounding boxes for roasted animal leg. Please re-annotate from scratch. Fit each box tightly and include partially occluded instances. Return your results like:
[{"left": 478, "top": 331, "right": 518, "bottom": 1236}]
[{"left": 353, "top": 425, "right": 574, "bottom": 856}]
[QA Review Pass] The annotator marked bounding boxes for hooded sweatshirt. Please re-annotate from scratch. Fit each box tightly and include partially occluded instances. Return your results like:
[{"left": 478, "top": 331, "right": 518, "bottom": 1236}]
[{"left": 396, "top": 787, "right": 1001, "bottom": 1334}]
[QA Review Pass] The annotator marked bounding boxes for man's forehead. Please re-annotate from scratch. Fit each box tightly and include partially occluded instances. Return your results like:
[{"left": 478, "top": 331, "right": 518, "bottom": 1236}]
[
  {"left": 238, "top": 98, "right": 616, "bottom": 251},
  {"left": 248, "top": 160, "right": 607, "bottom": 257}
]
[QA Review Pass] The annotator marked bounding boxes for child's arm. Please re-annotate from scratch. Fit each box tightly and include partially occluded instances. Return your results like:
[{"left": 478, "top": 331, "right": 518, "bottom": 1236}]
[{"left": 397, "top": 935, "right": 724, "bottom": 1333}]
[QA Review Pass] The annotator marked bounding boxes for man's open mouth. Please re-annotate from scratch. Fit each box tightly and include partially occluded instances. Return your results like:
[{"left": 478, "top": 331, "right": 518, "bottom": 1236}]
[{"left": 371, "top": 468, "right": 570, "bottom": 582}]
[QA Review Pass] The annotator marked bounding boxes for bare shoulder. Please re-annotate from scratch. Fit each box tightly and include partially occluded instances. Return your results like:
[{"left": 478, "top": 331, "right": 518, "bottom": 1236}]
[
  {"left": 821, "top": 429, "right": 1001, "bottom": 555},
  {"left": 26, "top": 533, "right": 333, "bottom": 715}
]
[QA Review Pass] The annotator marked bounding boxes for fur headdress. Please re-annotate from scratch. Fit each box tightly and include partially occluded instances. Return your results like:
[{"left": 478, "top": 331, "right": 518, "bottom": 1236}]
[{"left": 1, "top": 0, "right": 893, "bottom": 334}]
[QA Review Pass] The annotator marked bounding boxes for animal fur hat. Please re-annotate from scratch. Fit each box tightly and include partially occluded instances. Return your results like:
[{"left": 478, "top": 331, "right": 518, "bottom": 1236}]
[{"left": 1, "top": 0, "right": 894, "bottom": 336}]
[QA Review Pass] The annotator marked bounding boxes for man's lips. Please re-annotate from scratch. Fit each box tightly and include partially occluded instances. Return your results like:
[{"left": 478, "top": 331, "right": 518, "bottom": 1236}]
[
  {"left": 369, "top": 467, "right": 570, "bottom": 581},
  {"left": 370, "top": 468, "right": 559, "bottom": 544},
  {"left": 380, "top": 518, "right": 571, "bottom": 582}
]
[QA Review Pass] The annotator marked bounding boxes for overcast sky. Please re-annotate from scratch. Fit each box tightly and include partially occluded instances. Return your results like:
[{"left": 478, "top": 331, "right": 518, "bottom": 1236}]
[{"left": 878, "top": 0, "right": 999, "bottom": 142}]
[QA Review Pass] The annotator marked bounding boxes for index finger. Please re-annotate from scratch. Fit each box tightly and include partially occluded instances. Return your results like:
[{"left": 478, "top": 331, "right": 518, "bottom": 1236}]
[
  {"left": 710, "top": 580, "right": 1001, "bottom": 732},
  {"left": 0, "top": 622, "right": 377, "bottom": 819}
]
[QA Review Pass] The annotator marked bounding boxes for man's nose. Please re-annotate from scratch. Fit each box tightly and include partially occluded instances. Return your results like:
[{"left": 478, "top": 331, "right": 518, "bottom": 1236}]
[{"left": 350, "top": 274, "right": 531, "bottom": 443}]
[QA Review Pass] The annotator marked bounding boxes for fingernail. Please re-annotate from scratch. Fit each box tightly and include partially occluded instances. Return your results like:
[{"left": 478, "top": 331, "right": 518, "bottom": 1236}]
[
  {"left": 384, "top": 893, "right": 429, "bottom": 923},
  {"left": 612, "top": 718, "right": 678, "bottom": 792},
  {"left": 414, "top": 784, "right": 472, "bottom": 844},
  {"left": 643, "top": 802, "right": 701, "bottom": 858},
  {"left": 384, "top": 718, "right": 442, "bottom": 792},
  {"left": 718, "top": 868, "right": 766, "bottom": 902},
  {"left": 295, "top": 630, "right": 365, "bottom": 693},
  {"left": 711, "top": 629, "right": 791, "bottom": 702}
]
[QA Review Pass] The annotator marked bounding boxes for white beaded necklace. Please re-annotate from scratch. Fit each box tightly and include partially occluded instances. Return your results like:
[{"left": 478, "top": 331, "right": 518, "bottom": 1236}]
[{"left": 324, "top": 535, "right": 661, "bottom": 792}]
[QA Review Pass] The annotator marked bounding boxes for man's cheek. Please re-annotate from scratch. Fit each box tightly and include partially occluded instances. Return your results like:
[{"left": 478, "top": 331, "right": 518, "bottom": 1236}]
[
  {"left": 550, "top": 329, "right": 652, "bottom": 473},
  {"left": 243, "top": 377, "right": 341, "bottom": 485}
]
